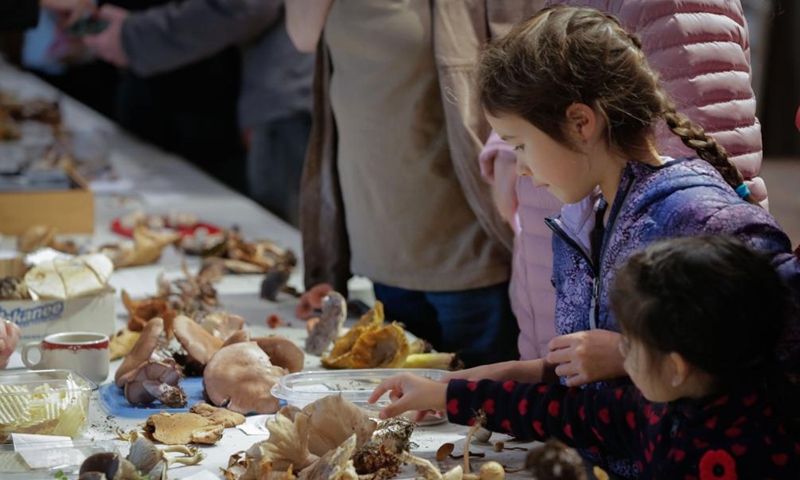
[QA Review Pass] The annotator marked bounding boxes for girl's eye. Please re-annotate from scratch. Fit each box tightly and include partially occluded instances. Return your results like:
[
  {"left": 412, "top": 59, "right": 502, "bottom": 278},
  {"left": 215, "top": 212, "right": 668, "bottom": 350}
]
[{"left": 513, "top": 145, "right": 525, "bottom": 152}]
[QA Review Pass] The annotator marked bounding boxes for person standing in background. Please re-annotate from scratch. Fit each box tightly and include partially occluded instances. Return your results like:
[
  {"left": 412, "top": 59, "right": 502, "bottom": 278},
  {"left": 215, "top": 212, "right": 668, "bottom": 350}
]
[
  {"left": 80, "top": 0, "right": 244, "bottom": 196},
  {"left": 83, "top": 0, "right": 313, "bottom": 224},
  {"left": 1, "top": 0, "right": 92, "bottom": 31},
  {"left": 288, "top": 1, "right": 548, "bottom": 367}
]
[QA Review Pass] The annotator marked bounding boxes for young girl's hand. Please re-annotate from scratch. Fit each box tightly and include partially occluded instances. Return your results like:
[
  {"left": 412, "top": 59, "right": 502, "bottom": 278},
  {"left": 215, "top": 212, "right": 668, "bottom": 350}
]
[
  {"left": 546, "top": 330, "right": 627, "bottom": 387},
  {"left": 368, "top": 373, "right": 447, "bottom": 419}
]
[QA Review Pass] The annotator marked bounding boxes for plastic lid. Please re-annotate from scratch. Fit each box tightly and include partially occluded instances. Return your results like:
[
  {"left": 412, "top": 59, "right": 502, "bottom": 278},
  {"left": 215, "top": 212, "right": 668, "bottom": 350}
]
[{"left": 271, "top": 368, "right": 447, "bottom": 410}]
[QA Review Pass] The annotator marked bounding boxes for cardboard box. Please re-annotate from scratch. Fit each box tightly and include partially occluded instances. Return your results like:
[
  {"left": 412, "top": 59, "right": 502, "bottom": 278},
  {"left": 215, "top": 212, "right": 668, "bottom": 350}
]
[
  {"left": 0, "top": 288, "right": 115, "bottom": 343},
  {"left": 0, "top": 168, "right": 94, "bottom": 235}
]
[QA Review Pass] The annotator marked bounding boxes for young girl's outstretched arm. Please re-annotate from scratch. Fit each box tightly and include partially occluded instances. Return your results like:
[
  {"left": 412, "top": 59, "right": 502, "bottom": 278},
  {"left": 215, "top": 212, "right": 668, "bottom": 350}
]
[{"left": 446, "top": 379, "right": 644, "bottom": 460}]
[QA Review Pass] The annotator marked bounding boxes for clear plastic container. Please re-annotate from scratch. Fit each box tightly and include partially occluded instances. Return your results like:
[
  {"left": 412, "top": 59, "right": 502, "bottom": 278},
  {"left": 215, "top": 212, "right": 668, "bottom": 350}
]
[
  {"left": 0, "top": 370, "right": 95, "bottom": 441},
  {"left": 0, "top": 440, "right": 117, "bottom": 479},
  {"left": 271, "top": 369, "right": 448, "bottom": 424}
]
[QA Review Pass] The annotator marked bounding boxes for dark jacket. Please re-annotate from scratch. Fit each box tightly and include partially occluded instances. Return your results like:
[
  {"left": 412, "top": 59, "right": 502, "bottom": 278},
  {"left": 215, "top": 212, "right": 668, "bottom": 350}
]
[
  {"left": 448, "top": 378, "right": 800, "bottom": 479},
  {"left": 118, "top": 0, "right": 312, "bottom": 128}
]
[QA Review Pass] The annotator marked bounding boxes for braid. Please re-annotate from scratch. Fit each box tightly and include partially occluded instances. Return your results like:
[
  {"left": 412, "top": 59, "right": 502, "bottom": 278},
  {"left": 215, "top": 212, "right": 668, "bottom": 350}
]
[{"left": 662, "top": 103, "right": 760, "bottom": 207}]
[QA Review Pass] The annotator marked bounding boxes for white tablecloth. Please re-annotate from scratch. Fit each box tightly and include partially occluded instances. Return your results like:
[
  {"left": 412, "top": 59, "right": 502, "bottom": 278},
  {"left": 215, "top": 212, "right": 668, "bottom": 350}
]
[{"left": 0, "top": 61, "right": 537, "bottom": 479}]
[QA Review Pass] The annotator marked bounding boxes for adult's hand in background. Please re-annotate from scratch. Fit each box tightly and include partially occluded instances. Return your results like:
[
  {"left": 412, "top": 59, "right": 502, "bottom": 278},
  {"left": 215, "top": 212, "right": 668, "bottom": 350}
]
[{"left": 83, "top": 5, "right": 129, "bottom": 68}]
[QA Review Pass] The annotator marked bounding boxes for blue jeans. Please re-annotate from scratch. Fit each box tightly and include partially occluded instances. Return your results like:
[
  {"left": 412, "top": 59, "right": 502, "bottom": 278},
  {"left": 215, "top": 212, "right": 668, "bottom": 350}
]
[{"left": 373, "top": 281, "right": 519, "bottom": 368}]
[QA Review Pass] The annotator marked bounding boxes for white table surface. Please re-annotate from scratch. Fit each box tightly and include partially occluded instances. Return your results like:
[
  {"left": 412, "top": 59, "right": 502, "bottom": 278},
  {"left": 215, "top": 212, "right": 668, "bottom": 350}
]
[{"left": 0, "top": 61, "right": 537, "bottom": 479}]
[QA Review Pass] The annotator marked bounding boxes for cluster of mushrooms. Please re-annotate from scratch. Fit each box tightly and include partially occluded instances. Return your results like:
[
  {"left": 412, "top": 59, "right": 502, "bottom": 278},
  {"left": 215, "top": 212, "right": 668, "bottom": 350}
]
[{"left": 115, "top": 311, "right": 303, "bottom": 414}]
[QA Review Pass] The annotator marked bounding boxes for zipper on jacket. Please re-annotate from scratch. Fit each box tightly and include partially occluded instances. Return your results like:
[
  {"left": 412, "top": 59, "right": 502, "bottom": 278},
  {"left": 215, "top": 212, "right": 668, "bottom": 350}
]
[
  {"left": 546, "top": 218, "right": 598, "bottom": 329},
  {"left": 546, "top": 176, "right": 637, "bottom": 331}
]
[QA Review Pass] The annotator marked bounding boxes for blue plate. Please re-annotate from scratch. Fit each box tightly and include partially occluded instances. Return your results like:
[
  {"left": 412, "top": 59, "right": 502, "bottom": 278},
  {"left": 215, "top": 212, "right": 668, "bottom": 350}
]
[{"left": 98, "top": 377, "right": 206, "bottom": 419}]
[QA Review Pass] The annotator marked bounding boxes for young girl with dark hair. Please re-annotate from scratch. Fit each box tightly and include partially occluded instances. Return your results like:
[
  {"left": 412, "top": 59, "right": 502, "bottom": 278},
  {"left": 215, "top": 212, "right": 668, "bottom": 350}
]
[
  {"left": 371, "top": 235, "right": 800, "bottom": 479},
  {"left": 410, "top": 4, "right": 800, "bottom": 477}
]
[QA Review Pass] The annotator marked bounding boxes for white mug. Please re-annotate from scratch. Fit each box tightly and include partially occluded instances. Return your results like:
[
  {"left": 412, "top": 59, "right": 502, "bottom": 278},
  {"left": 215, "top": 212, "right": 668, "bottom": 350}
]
[{"left": 22, "top": 332, "right": 109, "bottom": 384}]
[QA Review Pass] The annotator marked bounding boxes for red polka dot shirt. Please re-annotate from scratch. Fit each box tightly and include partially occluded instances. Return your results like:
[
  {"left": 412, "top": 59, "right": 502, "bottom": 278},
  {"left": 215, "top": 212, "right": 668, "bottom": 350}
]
[{"left": 446, "top": 379, "right": 800, "bottom": 479}]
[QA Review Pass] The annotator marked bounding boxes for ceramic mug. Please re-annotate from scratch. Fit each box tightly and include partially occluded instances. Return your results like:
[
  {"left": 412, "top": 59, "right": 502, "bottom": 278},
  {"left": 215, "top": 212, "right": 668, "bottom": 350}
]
[{"left": 22, "top": 332, "right": 109, "bottom": 384}]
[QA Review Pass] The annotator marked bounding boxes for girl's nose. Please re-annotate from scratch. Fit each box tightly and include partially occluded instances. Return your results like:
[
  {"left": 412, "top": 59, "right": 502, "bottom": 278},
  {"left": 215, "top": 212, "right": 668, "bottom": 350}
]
[{"left": 516, "top": 161, "right": 532, "bottom": 177}]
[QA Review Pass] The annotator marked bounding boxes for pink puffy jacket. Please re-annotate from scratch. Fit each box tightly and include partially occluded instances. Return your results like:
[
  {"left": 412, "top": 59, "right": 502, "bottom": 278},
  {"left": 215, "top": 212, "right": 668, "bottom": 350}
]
[{"left": 479, "top": 0, "right": 765, "bottom": 360}]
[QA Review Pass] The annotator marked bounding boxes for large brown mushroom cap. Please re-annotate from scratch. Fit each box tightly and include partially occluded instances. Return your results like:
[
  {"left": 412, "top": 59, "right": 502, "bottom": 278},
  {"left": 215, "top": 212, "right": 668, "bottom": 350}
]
[
  {"left": 115, "top": 317, "right": 164, "bottom": 388},
  {"left": 255, "top": 335, "right": 305, "bottom": 373},
  {"left": 203, "top": 342, "right": 287, "bottom": 414},
  {"left": 173, "top": 315, "right": 223, "bottom": 365},
  {"left": 301, "top": 395, "right": 376, "bottom": 457}
]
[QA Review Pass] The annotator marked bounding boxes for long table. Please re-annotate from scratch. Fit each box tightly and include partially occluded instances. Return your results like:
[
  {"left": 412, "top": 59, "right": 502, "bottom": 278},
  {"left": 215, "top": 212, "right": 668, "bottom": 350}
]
[{"left": 0, "top": 61, "right": 538, "bottom": 479}]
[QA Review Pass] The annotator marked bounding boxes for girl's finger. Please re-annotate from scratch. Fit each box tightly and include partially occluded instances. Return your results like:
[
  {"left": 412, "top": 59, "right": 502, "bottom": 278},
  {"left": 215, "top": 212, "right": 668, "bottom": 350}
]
[
  {"left": 368, "top": 382, "right": 393, "bottom": 404},
  {"left": 546, "top": 348, "right": 572, "bottom": 365}
]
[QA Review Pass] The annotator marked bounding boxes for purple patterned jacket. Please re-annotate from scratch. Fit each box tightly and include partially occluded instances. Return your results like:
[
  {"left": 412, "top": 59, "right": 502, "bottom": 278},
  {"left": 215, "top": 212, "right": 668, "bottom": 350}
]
[{"left": 550, "top": 158, "right": 800, "bottom": 377}]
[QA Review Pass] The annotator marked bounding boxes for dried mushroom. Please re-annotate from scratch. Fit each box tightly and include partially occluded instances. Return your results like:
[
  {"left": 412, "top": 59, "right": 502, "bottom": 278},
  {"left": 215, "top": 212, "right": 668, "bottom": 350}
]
[
  {"left": 204, "top": 341, "right": 288, "bottom": 414},
  {"left": 301, "top": 394, "right": 377, "bottom": 456},
  {"left": 0, "top": 277, "right": 29, "bottom": 300},
  {"left": 115, "top": 317, "right": 165, "bottom": 387},
  {"left": 245, "top": 411, "right": 319, "bottom": 474},
  {"left": 79, "top": 433, "right": 203, "bottom": 480},
  {"left": 298, "top": 433, "right": 359, "bottom": 480},
  {"left": 98, "top": 226, "right": 180, "bottom": 269},
  {"left": 145, "top": 412, "right": 223, "bottom": 445},
  {"left": 524, "top": 439, "right": 587, "bottom": 480},
  {"left": 24, "top": 253, "right": 113, "bottom": 300},
  {"left": 123, "top": 359, "right": 186, "bottom": 408},
  {"left": 255, "top": 335, "right": 305, "bottom": 373},
  {"left": 190, "top": 402, "right": 246, "bottom": 427},
  {"left": 304, "top": 291, "right": 346, "bottom": 356},
  {"left": 173, "top": 314, "right": 223, "bottom": 365}
]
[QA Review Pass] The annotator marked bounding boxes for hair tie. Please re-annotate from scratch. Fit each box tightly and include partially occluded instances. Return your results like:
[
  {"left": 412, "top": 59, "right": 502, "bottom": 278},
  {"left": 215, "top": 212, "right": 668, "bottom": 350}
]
[{"left": 735, "top": 183, "right": 750, "bottom": 199}]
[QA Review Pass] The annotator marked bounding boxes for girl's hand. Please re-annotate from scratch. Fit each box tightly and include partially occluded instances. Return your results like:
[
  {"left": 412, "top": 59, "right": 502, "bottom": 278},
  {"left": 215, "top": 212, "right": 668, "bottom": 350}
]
[
  {"left": 545, "top": 330, "right": 626, "bottom": 387},
  {"left": 0, "top": 321, "right": 22, "bottom": 369},
  {"left": 368, "top": 373, "right": 447, "bottom": 420}
]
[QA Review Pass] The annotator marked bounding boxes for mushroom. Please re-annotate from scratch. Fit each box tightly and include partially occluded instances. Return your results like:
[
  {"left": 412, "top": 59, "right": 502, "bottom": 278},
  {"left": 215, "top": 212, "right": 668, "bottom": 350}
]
[
  {"left": 203, "top": 341, "right": 288, "bottom": 414},
  {"left": 244, "top": 411, "right": 319, "bottom": 475},
  {"left": 145, "top": 412, "right": 223, "bottom": 445},
  {"left": 295, "top": 283, "right": 333, "bottom": 319},
  {"left": 524, "top": 439, "right": 588, "bottom": 480},
  {"left": 260, "top": 264, "right": 293, "bottom": 301},
  {"left": 255, "top": 335, "right": 305, "bottom": 373},
  {"left": 123, "top": 359, "right": 186, "bottom": 408},
  {"left": 304, "top": 291, "right": 346, "bottom": 355},
  {"left": 298, "top": 434, "right": 359, "bottom": 480},
  {"left": 189, "top": 402, "right": 246, "bottom": 428},
  {"left": 80, "top": 434, "right": 203, "bottom": 480},
  {"left": 115, "top": 317, "right": 164, "bottom": 388},
  {"left": 200, "top": 312, "right": 246, "bottom": 341},
  {"left": 173, "top": 314, "right": 223, "bottom": 365},
  {"left": 301, "top": 395, "right": 376, "bottom": 457}
]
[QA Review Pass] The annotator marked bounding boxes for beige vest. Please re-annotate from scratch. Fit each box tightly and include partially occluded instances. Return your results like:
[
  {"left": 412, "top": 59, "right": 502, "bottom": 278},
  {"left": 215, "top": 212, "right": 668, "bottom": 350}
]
[
  {"left": 300, "top": 0, "right": 547, "bottom": 294},
  {"left": 324, "top": 0, "right": 508, "bottom": 290}
]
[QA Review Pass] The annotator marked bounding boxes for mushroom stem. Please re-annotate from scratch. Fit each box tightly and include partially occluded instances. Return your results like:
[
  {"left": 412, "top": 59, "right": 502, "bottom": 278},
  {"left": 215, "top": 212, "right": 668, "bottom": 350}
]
[{"left": 463, "top": 411, "right": 486, "bottom": 474}]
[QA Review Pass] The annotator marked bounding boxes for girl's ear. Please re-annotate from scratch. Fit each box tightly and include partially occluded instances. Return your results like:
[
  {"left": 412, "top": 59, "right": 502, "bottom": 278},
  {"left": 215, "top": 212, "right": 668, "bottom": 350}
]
[
  {"left": 565, "top": 103, "right": 598, "bottom": 142},
  {"left": 668, "top": 352, "right": 691, "bottom": 387}
]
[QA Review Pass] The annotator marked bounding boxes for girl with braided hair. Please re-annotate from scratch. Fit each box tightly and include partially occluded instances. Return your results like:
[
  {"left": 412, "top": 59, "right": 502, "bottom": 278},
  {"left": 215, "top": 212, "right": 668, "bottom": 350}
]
[{"left": 436, "top": 5, "right": 800, "bottom": 477}]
